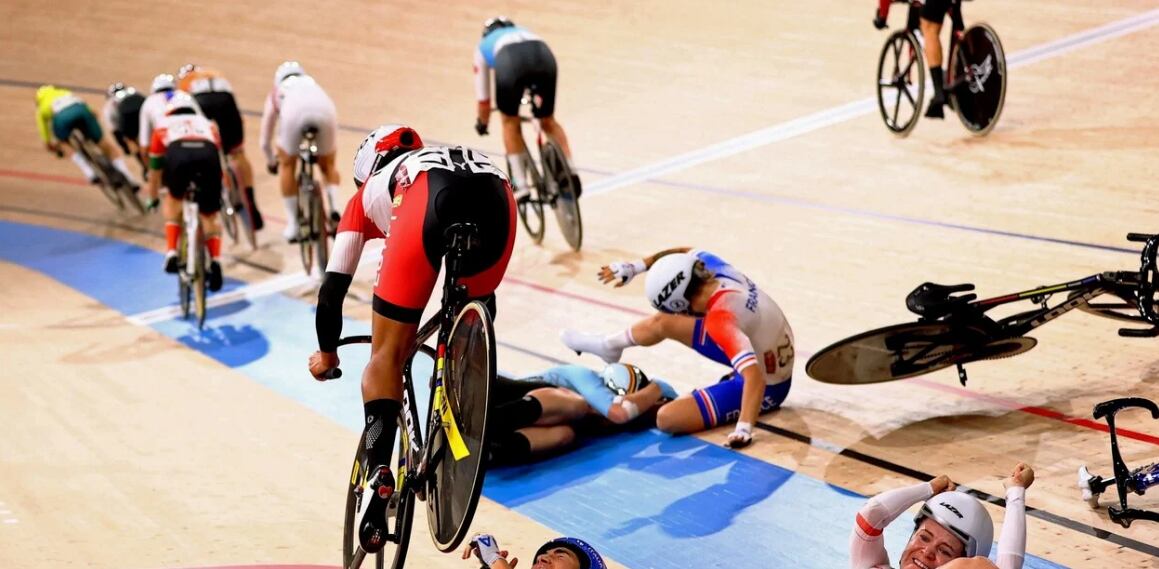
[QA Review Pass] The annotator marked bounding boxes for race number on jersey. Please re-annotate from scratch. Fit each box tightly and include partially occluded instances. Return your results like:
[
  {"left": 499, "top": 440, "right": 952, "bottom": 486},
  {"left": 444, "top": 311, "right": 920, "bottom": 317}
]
[{"left": 397, "top": 146, "right": 507, "bottom": 183}]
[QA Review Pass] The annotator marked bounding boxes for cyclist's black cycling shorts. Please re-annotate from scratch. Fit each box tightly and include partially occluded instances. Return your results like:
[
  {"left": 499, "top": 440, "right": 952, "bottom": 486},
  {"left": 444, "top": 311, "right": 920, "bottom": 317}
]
[
  {"left": 164, "top": 140, "right": 222, "bottom": 214},
  {"left": 921, "top": 0, "right": 959, "bottom": 23},
  {"left": 494, "top": 40, "right": 557, "bottom": 118}
]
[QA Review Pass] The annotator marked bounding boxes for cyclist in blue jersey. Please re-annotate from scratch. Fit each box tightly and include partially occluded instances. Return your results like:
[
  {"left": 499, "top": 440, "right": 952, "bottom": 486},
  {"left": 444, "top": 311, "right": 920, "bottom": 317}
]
[
  {"left": 472, "top": 16, "right": 581, "bottom": 202},
  {"left": 466, "top": 534, "right": 607, "bottom": 569}
]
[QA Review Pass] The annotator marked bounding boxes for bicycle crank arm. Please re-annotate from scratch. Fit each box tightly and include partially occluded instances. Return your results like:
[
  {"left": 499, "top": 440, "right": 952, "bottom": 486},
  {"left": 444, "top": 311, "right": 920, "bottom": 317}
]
[{"left": 956, "top": 363, "right": 969, "bottom": 386}]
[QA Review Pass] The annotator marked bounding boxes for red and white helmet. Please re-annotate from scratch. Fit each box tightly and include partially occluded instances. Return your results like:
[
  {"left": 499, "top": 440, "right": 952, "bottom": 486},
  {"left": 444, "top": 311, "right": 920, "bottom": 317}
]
[{"left": 352, "top": 124, "right": 424, "bottom": 188}]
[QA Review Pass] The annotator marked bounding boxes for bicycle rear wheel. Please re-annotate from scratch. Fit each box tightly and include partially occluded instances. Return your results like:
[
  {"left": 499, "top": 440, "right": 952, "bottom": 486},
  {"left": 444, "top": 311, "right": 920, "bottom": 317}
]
[
  {"left": 231, "top": 166, "right": 259, "bottom": 251},
  {"left": 220, "top": 188, "right": 240, "bottom": 243},
  {"left": 312, "top": 187, "right": 331, "bottom": 274},
  {"left": 807, "top": 321, "right": 986, "bottom": 384},
  {"left": 876, "top": 31, "right": 925, "bottom": 137},
  {"left": 343, "top": 419, "right": 414, "bottom": 569},
  {"left": 540, "top": 139, "right": 582, "bottom": 251},
  {"left": 178, "top": 233, "right": 192, "bottom": 319},
  {"left": 76, "top": 136, "right": 125, "bottom": 210},
  {"left": 426, "top": 300, "right": 495, "bottom": 552},
  {"left": 949, "top": 23, "right": 1006, "bottom": 136},
  {"left": 193, "top": 233, "right": 208, "bottom": 330},
  {"left": 298, "top": 181, "right": 315, "bottom": 273},
  {"left": 513, "top": 158, "right": 545, "bottom": 244}
]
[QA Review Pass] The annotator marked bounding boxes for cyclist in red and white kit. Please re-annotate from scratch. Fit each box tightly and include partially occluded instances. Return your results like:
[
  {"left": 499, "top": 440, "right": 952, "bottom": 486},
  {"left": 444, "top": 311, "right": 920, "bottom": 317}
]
[
  {"left": 561, "top": 248, "right": 795, "bottom": 449},
  {"left": 852, "top": 463, "right": 1034, "bottom": 569},
  {"left": 306, "top": 124, "right": 516, "bottom": 554},
  {"left": 146, "top": 92, "right": 225, "bottom": 291}
]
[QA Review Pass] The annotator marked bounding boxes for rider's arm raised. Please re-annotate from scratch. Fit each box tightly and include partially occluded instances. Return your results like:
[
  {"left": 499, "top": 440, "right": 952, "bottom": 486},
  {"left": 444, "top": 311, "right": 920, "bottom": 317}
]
[{"left": 851, "top": 481, "right": 936, "bottom": 568}]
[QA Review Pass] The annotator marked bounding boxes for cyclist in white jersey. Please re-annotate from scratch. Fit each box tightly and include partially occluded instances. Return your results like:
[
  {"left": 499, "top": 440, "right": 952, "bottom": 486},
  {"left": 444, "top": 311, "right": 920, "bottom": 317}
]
[
  {"left": 561, "top": 247, "right": 794, "bottom": 449},
  {"left": 259, "top": 61, "right": 341, "bottom": 241},
  {"left": 851, "top": 463, "right": 1034, "bottom": 569}
]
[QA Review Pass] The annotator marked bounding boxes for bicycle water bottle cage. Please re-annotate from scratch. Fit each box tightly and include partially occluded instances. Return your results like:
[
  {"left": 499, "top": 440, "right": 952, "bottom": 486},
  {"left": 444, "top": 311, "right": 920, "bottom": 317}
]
[{"left": 906, "top": 282, "right": 977, "bottom": 320}]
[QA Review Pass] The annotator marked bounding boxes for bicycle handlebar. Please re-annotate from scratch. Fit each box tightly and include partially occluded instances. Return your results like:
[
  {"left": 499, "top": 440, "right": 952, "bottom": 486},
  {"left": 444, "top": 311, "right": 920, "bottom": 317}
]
[
  {"left": 318, "top": 335, "right": 373, "bottom": 380},
  {"left": 1127, "top": 233, "right": 1155, "bottom": 243}
]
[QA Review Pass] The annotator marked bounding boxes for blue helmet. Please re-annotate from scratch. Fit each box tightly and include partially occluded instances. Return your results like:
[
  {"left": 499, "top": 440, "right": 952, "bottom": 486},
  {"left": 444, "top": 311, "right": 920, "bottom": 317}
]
[
  {"left": 482, "top": 16, "right": 515, "bottom": 38},
  {"left": 534, "top": 537, "right": 606, "bottom": 569}
]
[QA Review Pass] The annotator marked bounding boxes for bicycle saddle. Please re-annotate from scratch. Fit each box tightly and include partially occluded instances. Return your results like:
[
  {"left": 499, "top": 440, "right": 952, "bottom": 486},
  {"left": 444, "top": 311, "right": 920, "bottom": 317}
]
[
  {"left": 302, "top": 126, "right": 319, "bottom": 139},
  {"left": 906, "top": 282, "right": 977, "bottom": 319},
  {"left": 444, "top": 223, "right": 480, "bottom": 253}
]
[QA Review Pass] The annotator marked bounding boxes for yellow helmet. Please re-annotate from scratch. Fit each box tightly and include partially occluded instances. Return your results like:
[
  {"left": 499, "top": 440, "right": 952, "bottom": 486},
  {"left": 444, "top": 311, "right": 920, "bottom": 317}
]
[{"left": 35, "top": 85, "right": 55, "bottom": 104}]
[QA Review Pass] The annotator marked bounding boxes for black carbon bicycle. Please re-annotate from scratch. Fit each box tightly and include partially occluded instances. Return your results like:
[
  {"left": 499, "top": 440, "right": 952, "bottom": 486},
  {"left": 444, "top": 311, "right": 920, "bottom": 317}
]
[
  {"left": 326, "top": 223, "right": 497, "bottom": 569},
  {"left": 807, "top": 233, "right": 1159, "bottom": 385}
]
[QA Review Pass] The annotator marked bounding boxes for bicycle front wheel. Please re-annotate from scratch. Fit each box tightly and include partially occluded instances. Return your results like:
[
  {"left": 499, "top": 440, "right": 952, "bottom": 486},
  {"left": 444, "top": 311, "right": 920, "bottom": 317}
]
[
  {"left": 540, "top": 139, "right": 582, "bottom": 251},
  {"left": 876, "top": 30, "right": 925, "bottom": 137},
  {"left": 178, "top": 232, "right": 191, "bottom": 319},
  {"left": 512, "top": 157, "right": 545, "bottom": 244},
  {"left": 312, "top": 188, "right": 331, "bottom": 274},
  {"left": 343, "top": 419, "right": 414, "bottom": 569},
  {"left": 426, "top": 300, "right": 495, "bottom": 552},
  {"left": 298, "top": 183, "right": 315, "bottom": 273}
]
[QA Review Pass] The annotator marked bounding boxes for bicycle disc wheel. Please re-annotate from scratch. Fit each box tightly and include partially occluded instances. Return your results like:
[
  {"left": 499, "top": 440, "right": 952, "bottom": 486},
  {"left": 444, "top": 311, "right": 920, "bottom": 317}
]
[
  {"left": 512, "top": 158, "right": 545, "bottom": 244},
  {"left": 540, "top": 140, "right": 583, "bottom": 251},
  {"left": 806, "top": 321, "right": 986, "bottom": 384},
  {"left": 950, "top": 24, "right": 1006, "bottom": 136},
  {"left": 343, "top": 419, "right": 414, "bottom": 569},
  {"left": 876, "top": 31, "right": 925, "bottom": 137},
  {"left": 312, "top": 188, "right": 331, "bottom": 274},
  {"left": 426, "top": 300, "right": 495, "bottom": 552}
]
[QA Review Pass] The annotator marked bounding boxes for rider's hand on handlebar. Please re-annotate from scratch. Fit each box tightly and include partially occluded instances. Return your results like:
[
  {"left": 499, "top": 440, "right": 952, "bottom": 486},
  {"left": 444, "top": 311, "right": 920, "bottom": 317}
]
[
  {"left": 46, "top": 141, "right": 62, "bottom": 156},
  {"left": 308, "top": 350, "right": 340, "bottom": 381},
  {"left": 474, "top": 118, "right": 489, "bottom": 137},
  {"left": 930, "top": 474, "right": 956, "bottom": 494},
  {"left": 266, "top": 161, "right": 278, "bottom": 175},
  {"left": 873, "top": 11, "right": 888, "bottom": 29},
  {"left": 1003, "top": 463, "right": 1035, "bottom": 490}
]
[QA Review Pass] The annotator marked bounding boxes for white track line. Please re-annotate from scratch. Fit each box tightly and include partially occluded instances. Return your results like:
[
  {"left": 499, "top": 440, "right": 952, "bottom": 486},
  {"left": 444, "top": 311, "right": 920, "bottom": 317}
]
[{"left": 587, "top": 8, "right": 1159, "bottom": 196}]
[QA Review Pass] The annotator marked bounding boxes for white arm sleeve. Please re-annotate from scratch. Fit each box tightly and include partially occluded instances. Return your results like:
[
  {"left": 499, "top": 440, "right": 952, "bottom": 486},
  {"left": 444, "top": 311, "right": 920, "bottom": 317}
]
[
  {"left": 259, "top": 91, "right": 277, "bottom": 164},
  {"left": 850, "top": 482, "right": 934, "bottom": 569},
  {"left": 325, "top": 231, "right": 367, "bottom": 276},
  {"left": 474, "top": 48, "right": 492, "bottom": 102},
  {"left": 995, "top": 487, "right": 1027, "bottom": 569},
  {"left": 137, "top": 97, "right": 155, "bottom": 149},
  {"left": 101, "top": 99, "right": 116, "bottom": 131}
]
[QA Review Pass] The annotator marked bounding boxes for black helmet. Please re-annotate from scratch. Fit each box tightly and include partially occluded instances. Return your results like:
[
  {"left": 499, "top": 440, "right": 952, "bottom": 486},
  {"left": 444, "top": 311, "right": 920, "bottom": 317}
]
[
  {"left": 482, "top": 16, "right": 515, "bottom": 38},
  {"left": 106, "top": 82, "right": 128, "bottom": 98}
]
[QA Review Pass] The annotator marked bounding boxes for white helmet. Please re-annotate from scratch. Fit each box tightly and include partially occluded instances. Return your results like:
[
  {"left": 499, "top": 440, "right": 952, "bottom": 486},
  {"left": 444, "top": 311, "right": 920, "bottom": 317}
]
[
  {"left": 600, "top": 363, "right": 650, "bottom": 396},
  {"left": 151, "top": 73, "right": 175, "bottom": 93},
  {"left": 913, "top": 491, "right": 994, "bottom": 558},
  {"left": 644, "top": 253, "right": 698, "bottom": 314},
  {"left": 164, "top": 91, "right": 198, "bottom": 116},
  {"left": 274, "top": 60, "right": 305, "bottom": 86},
  {"left": 352, "top": 124, "right": 424, "bottom": 188}
]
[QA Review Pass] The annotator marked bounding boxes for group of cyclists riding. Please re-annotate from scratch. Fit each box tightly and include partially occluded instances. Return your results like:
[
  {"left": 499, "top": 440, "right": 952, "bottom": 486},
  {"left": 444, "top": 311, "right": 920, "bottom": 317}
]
[{"left": 31, "top": 4, "right": 1069, "bottom": 568}]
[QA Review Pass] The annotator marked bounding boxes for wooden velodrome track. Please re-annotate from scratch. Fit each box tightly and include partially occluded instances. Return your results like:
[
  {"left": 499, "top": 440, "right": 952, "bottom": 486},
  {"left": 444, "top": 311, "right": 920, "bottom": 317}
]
[{"left": 2, "top": 1, "right": 1158, "bottom": 568}]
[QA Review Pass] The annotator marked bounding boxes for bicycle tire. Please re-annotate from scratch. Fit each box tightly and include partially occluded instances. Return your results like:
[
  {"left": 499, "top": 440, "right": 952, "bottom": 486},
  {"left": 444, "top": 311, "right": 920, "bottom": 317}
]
[
  {"left": 298, "top": 180, "right": 315, "bottom": 274},
  {"left": 231, "top": 166, "right": 259, "bottom": 251},
  {"left": 540, "top": 139, "right": 583, "bottom": 251},
  {"left": 178, "top": 232, "right": 192, "bottom": 319},
  {"left": 75, "top": 135, "right": 125, "bottom": 210},
  {"left": 193, "top": 228, "right": 208, "bottom": 330},
  {"left": 876, "top": 30, "right": 925, "bottom": 137},
  {"left": 950, "top": 23, "right": 1006, "bottom": 136},
  {"left": 343, "top": 420, "right": 414, "bottom": 569},
  {"left": 426, "top": 300, "right": 495, "bottom": 552},
  {"left": 312, "top": 187, "right": 331, "bottom": 274},
  {"left": 220, "top": 187, "right": 240, "bottom": 243},
  {"left": 512, "top": 158, "right": 545, "bottom": 244},
  {"left": 90, "top": 139, "right": 144, "bottom": 214},
  {"left": 807, "top": 321, "right": 986, "bottom": 384}
]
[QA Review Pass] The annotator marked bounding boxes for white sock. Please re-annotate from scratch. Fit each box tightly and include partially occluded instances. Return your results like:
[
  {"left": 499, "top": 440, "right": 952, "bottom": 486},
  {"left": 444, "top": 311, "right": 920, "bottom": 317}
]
[
  {"left": 324, "top": 184, "right": 340, "bottom": 213},
  {"left": 111, "top": 157, "right": 139, "bottom": 186},
  {"left": 606, "top": 329, "right": 636, "bottom": 350},
  {"left": 283, "top": 196, "right": 299, "bottom": 229},
  {"left": 509, "top": 154, "right": 529, "bottom": 190},
  {"left": 71, "top": 153, "right": 96, "bottom": 179}
]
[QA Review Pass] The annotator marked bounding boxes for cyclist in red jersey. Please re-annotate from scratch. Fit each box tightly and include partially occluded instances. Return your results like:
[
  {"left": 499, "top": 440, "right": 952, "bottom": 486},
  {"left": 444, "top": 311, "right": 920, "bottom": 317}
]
[
  {"left": 875, "top": 0, "right": 965, "bottom": 119},
  {"left": 306, "top": 124, "right": 516, "bottom": 554}
]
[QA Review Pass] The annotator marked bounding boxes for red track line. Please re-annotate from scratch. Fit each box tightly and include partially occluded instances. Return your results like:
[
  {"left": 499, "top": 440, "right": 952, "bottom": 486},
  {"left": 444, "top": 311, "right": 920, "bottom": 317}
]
[
  {"left": 0, "top": 168, "right": 90, "bottom": 187},
  {"left": 912, "top": 377, "right": 1159, "bottom": 446}
]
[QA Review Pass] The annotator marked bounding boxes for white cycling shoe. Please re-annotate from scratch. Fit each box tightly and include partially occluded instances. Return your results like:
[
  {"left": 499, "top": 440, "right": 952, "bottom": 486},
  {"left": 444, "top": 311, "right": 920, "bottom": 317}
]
[{"left": 560, "top": 329, "right": 623, "bottom": 364}]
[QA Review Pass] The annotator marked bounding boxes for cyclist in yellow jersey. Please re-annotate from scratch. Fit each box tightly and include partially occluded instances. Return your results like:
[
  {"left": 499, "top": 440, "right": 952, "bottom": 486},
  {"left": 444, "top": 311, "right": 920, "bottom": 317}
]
[{"left": 35, "top": 85, "right": 142, "bottom": 191}]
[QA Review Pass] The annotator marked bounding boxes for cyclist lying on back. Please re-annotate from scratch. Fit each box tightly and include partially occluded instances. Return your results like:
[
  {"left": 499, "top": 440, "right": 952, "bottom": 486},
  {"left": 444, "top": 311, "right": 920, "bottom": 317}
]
[
  {"left": 147, "top": 92, "right": 225, "bottom": 291},
  {"left": 306, "top": 123, "right": 516, "bottom": 554},
  {"left": 562, "top": 247, "right": 795, "bottom": 449},
  {"left": 465, "top": 535, "right": 607, "bottom": 569},
  {"left": 36, "top": 85, "right": 141, "bottom": 189}
]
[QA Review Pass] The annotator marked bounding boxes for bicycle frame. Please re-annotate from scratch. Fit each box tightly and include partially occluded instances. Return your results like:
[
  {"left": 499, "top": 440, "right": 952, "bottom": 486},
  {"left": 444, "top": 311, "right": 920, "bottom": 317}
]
[{"left": 962, "top": 272, "right": 1138, "bottom": 337}]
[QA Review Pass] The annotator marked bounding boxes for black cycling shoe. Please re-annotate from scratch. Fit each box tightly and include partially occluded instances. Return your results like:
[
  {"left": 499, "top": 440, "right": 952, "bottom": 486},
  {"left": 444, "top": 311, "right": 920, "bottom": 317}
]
[
  {"left": 163, "top": 251, "right": 179, "bottom": 274},
  {"left": 570, "top": 174, "right": 583, "bottom": 199},
  {"left": 245, "top": 188, "right": 265, "bottom": 231},
  {"left": 357, "top": 465, "right": 396, "bottom": 553},
  {"left": 208, "top": 261, "right": 223, "bottom": 292},
  {"left": 925, "top": 93, "right": 946, "bottom": 119}
]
